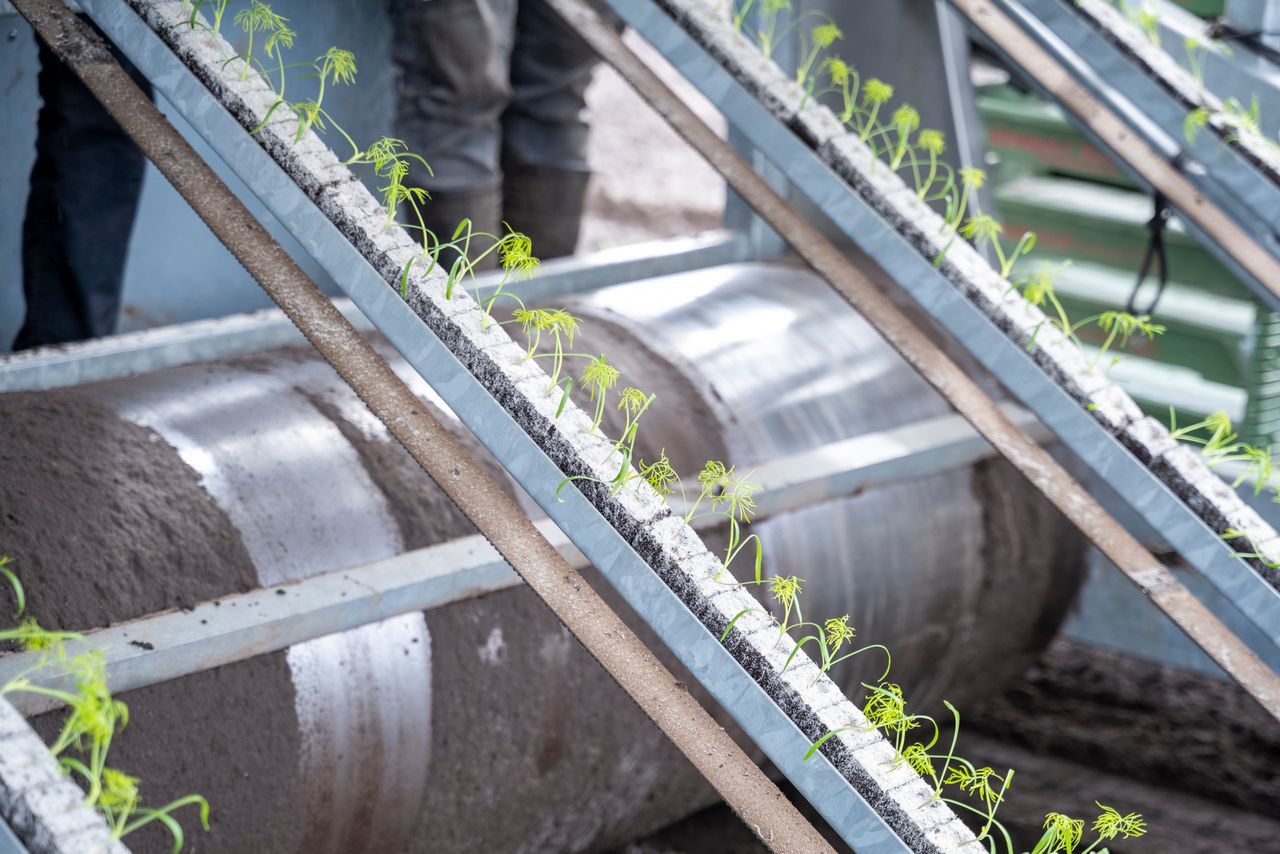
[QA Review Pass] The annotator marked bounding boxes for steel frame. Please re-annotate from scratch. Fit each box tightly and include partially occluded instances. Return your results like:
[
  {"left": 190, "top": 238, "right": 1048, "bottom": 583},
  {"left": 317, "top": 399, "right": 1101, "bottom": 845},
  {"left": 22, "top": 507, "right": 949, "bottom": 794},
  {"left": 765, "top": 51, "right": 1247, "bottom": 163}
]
[{"left": 8, "top": 0, "right": 1280, "bottom": 849}]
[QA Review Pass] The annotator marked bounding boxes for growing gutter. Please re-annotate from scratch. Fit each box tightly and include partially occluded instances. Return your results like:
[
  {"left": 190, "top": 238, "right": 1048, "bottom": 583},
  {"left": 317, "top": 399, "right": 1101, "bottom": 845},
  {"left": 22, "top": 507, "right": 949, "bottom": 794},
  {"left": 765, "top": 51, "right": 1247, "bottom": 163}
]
[
  {"left": 971, "top": 0, "right": 1280, "bottom": 313},
  {"left": 0, "top": 700, "right": 123, "bottom": 854}
]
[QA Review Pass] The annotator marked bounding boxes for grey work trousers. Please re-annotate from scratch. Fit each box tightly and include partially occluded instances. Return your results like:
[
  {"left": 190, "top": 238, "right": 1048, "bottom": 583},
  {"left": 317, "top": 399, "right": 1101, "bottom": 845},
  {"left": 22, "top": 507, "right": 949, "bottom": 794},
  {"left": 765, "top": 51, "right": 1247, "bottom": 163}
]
[{"left": 389, "top": 0, "right": 603, "bottom": 194}]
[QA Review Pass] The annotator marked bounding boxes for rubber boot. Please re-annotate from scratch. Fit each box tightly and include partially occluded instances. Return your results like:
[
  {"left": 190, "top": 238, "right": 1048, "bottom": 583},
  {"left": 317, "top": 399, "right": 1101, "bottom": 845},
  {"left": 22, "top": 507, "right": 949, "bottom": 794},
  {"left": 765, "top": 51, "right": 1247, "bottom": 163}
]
[
  {"left": 423, "top": 183, "right": 503, "bottom": 271},
  {"left": 501, "top": 163, "right": 592, "bottom": 260}
]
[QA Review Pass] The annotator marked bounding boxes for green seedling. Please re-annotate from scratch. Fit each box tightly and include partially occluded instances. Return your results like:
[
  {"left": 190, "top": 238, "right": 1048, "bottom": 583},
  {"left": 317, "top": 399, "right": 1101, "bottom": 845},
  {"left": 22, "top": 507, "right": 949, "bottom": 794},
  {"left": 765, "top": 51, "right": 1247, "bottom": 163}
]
[
  {"left": 1184, "top": 106, "right": 1210, "bottom": 144},
  {"left": 960, "top": 214, "right": 1037, "bottom": 279},
  {"left": 857, "top": 78, "right": 895, "bottom": 143},
  {"left": 780, "top": 616, "right": 892, "bottom": 686},
  {"left": 944, "top": 764, "right": 1014, "bottom": 842},
  {"left": 580, "top": 354, "right": 620, "bottom": 433},
  {"left": 795, "top": 21, "right": 843, "bottom": 86},
  {"left": 94, "top": 768, "right": 210, "bottom": 854},
  {"left": 0, "top": 561, "right": 208, "bottom": 851},
  {"left": 887, "top": 104, "right": 920, "bottom": 170},
  {"left": 639, "top": 450, "right": 679, "bottom": 499},
  {"left": 556, "top": 388, "right": 657, "bottom": 500},
  {"left": 344, "top": 136, "right": 434, "bottom": 233},
  {"left": 946, "top": 166, "right": 986, "bottom": 230},
  {"left": 1030, "top": 812, "right": 1084, "bottom": 854},
  {"left": 823, "top": 57, "right": 860, "bottom": 123},
  {"left": 1185, "top": 36, "right": 1205, "bottom": 85},
  {"left": 721, "top": 573, "right": 806, "bottom": 648},
  {"left": 233, "top": 1, "right": 294, "bottom": 82},
  {"left": 186, "top": 0, "right": 230, "bottom": 35},
  {"left": 1075, "top": 311, "right": 1164, "bottom": 372},
  {"left": 912, "top": 128, "right": 952, "bottom": 201}
]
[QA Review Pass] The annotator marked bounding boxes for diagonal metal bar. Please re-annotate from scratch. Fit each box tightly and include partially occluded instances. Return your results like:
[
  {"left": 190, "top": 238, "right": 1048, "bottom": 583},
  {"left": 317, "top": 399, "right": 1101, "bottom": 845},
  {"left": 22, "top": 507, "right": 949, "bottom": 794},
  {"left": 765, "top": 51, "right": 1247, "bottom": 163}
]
[
  {"left": 557, "top": 0, "right": 1280, "bottom": 718},
  {"left": 10, "top": 2, "right": 837, "bottom": 850}
]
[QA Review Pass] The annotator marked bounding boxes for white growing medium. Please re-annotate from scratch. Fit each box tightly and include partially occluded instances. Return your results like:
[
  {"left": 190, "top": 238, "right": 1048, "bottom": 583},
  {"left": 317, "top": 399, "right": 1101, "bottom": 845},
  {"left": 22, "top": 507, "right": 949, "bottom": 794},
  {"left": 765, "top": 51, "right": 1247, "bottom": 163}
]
[
  {"left": 655, "top": 0, "right": 1280, "bottom": 590},
  {"left": 0, "top": 699, "right": 126, "bottom": 854},
  {"left": 1073, "top": 0, "right": 1280, "bottom": 183},
  {"left": 126, "top": 1, "right": 982, "bottom": 850}
]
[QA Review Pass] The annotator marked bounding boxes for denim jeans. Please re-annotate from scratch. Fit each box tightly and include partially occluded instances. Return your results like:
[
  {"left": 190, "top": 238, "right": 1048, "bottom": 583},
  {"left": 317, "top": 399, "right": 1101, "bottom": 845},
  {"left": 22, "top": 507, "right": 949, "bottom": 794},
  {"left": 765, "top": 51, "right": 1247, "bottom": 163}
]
[{"left": 14, "top": 28, "right": 151, "bottom": 351}]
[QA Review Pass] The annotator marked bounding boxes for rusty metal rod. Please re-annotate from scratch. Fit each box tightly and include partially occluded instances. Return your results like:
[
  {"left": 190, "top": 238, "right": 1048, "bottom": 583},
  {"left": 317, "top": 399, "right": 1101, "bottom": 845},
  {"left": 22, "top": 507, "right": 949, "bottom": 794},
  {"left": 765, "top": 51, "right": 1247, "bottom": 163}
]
[
  {"left": 545, "top": 0, "right": 1280, "bottom": 719},
  {"left": 10, "top": 2, "right": 835, "bottom": 850}
]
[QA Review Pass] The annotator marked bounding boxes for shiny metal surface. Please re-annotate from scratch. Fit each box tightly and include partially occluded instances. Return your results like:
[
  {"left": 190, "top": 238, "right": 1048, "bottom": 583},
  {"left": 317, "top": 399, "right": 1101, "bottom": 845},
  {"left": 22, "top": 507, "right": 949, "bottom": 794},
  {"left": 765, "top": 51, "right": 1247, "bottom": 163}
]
[{"left": 106, "top": 363, "right": 432, "bottom": 854}]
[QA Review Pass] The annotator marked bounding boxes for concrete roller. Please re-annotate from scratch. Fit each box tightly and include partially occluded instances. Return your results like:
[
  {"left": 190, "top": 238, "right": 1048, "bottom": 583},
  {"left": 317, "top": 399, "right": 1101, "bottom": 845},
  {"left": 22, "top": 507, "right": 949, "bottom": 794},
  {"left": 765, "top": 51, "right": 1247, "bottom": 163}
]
[{"left": 0, "top": 262, "right": 1083, "bottom": 852}]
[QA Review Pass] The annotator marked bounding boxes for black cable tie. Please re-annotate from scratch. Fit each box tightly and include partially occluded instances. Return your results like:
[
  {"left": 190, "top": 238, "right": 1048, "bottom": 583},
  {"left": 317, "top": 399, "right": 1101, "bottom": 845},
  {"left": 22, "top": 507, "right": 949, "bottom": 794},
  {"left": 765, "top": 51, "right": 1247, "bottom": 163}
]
[{"left": 1126, "top": 191, "right": 1172, "bottom": 316}]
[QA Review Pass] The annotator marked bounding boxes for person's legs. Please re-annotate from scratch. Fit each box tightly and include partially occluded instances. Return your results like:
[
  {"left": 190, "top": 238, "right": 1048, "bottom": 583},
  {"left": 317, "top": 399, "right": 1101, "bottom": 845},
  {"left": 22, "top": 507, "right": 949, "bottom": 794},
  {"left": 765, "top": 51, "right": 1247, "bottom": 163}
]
[
  {"left": 15, "top": 32, "right": 151, "bottom": 351},
  {"left": 389, "top": 0, "right": 518, "bottom": 248},
  {"left": 501, "top": 0, "right": 613, "bottom": 259}
]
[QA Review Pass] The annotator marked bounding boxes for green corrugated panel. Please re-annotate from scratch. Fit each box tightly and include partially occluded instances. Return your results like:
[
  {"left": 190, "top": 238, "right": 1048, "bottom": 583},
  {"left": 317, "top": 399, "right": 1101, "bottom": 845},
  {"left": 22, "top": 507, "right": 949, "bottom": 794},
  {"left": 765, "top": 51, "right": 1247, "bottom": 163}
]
[
  {"left": 979, "top": 88, "right": 1130, "bottom": 187},
  {"left": 1172, "top": 0, "right": 1224, "bottom": 18},
  {"left": 1244, "top": 311, "right": 1280, "bottom": 447}
]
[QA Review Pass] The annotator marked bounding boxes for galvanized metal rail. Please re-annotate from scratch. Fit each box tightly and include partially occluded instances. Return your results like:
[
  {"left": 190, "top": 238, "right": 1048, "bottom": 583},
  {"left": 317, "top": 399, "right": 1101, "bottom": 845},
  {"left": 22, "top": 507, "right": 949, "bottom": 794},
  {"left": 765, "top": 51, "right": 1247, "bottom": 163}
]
[
  {"left": 0, "top": 232, "right": 751, "bottom": 394},
  {"left": 593, "top": 0, "right": 1280, "bottom": 709},
  {"left": 9, "top": 2, "right": 836, "bottom": 852},
  {"left": 963, "top": 0, "right": 1280, "bottom": 312}
]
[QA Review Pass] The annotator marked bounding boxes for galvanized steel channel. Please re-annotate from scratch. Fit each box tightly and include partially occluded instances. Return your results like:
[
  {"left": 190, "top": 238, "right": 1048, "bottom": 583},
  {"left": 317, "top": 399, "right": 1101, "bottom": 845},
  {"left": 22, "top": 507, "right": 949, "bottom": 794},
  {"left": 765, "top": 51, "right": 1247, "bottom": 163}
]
[
  {"left": 0, "top": 233, "right": 751, "bottom": 394},
  {"left": 595, "top": 0, "right": 1280, "bottom": 671},
  {"left": 71, "top": 1, "right": 911, "bottom": 850}
]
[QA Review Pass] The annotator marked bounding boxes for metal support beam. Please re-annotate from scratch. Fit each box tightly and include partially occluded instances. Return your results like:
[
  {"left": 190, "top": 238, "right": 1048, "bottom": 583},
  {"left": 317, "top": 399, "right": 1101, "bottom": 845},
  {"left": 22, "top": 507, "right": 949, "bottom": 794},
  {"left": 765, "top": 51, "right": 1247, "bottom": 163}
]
[{"left": 0, "top": 232, "right": 751, "bottom": 393}]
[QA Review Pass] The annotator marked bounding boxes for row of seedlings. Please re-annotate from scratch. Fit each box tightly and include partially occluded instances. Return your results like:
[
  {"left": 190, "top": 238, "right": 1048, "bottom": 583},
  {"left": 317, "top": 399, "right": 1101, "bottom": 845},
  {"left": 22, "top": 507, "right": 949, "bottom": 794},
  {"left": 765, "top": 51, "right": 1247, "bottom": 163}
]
[{"left": 1074, "top": 0, "right": 1280, "bottom": 179}]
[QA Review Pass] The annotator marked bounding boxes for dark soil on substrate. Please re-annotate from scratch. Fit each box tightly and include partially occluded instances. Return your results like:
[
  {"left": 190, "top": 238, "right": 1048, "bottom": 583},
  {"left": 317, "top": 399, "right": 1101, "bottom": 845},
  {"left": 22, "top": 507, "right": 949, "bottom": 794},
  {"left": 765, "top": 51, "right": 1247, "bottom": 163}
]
[{"left": 0, "top": 386, "right": 308, "bottom": 854}]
